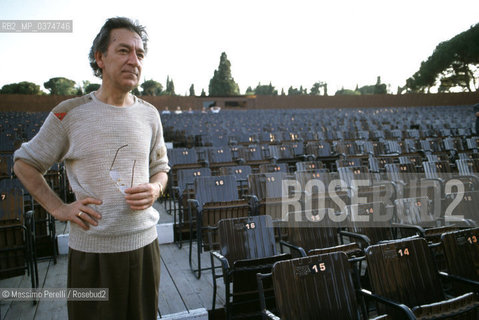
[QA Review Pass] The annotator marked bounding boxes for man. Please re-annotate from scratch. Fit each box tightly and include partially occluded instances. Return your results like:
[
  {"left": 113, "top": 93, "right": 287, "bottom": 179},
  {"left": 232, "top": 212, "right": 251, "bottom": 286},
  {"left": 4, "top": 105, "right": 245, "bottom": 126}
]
[{"left": 14, "top": 17, "right": 169, "bottom": 319}]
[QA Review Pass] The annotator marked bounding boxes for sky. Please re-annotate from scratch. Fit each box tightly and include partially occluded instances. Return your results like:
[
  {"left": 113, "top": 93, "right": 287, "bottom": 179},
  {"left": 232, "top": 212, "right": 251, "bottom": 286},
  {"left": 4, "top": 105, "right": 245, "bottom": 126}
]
[{"left": 0, "top": 0, "right": 478, "bottom": 95}]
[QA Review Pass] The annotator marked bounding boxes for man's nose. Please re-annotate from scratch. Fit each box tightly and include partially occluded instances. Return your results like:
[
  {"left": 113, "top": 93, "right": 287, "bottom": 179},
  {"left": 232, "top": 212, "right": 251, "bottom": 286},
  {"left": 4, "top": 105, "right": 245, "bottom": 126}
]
[{"left": 127, "top": 51, "right": 141, "bottom": 67}]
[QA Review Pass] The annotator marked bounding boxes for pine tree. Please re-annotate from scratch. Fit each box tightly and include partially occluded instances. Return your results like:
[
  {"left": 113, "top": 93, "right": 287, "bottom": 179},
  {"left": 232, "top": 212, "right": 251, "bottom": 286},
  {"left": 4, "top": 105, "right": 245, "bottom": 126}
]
[
  {"left": 208, "top": 52, "right": 240, "bottom": 96},
  {"left": 164, "top": 76, "right": 175, "bottom": 95}
]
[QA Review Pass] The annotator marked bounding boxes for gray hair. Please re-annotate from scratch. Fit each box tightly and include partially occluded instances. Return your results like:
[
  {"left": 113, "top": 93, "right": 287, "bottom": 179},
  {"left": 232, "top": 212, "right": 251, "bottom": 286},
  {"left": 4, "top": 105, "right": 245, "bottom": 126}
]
[{"left": 89, "top": 17, "right": 148, "bottom": 78}]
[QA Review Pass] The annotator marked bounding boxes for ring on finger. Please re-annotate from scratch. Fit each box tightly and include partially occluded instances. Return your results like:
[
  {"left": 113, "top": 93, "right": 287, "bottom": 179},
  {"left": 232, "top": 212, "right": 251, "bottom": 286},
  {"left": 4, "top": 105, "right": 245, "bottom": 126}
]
[{"left": 77, "top": 212, "right": 83, "bottom": 217}]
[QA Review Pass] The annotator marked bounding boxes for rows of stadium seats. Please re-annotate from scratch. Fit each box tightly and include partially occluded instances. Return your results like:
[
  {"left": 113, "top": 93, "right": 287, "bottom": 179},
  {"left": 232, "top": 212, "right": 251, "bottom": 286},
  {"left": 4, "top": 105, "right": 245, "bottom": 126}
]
[
  {"left": 2, "top": 104, "right": 479, "bottom": 318},
  {"left": 0, "top": 112, "right": 47, "bottom": 153},
  {"left": 168, "top": 164, "right": 479, "bottom": 318},
  {"left": 162, "top": 105, "right": 479, "bottom": 319},
  {"left": 0, "top": 111, "right": 62, "bottom": 292},
  {"left": 162, "top": 106, "right": 474, "bottom": 149}
]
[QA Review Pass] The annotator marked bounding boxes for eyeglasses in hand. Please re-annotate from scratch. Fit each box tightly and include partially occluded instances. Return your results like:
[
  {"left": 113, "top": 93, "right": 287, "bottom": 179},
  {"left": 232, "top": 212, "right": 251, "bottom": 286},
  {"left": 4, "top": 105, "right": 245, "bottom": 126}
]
[{"left": 109, "top": 144, "right": 136, "bottom": 194}]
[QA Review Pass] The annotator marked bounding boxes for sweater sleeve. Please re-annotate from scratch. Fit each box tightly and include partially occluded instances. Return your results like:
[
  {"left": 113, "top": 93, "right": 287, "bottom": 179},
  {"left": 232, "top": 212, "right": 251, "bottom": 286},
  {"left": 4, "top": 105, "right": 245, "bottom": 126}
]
[
  {"left": 13, "top": 112, "right": 69, "bottom": 175},
  {"left": 149, "top": 112, "right": 170, "bottom": 177}
]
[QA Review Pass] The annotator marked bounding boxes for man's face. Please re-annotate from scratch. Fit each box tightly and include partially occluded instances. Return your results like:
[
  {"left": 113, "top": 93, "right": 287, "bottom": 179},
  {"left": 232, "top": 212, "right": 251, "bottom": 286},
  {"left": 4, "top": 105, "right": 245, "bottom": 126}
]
[{"left": 96, "top": 28, "right": 145, "bottom": 92}]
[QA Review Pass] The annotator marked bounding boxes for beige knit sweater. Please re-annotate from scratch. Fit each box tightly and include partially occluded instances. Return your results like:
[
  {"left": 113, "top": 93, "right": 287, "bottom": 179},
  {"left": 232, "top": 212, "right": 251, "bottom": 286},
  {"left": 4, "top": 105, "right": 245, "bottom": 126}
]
[{"left": 14, "top": 92, "right": 170, "bottom": 253}]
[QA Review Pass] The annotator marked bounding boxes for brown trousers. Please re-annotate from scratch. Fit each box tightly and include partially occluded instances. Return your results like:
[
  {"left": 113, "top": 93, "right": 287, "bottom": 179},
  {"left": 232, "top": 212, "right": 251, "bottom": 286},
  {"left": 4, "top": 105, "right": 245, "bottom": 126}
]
[{"left": 67, "top": 239, "right": 160, "bottom": 320}]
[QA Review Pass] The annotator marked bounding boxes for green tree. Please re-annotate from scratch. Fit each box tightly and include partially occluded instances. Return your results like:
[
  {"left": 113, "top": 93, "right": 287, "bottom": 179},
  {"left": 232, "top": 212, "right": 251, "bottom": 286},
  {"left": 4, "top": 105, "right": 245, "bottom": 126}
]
[
  {"left": 374, "top": 76, "right": 387, "bottom": 94},
  {"left": 0, "top": 81, "right": 42, "bottom": 94},
  {"left": 208, "top": 52, "right": 240, "bottom": 96},
  {"left": 357, "top": 77, "right": 387, "bottom": 95},
  {"left": 189, "top": 84, "right": 195, "bottom": 96},
  {"left": 310, "top": 81, "right": 328, "bottom": 96},
  {"left": 83, "top": 81, "right": 100, "bottom": 94},
  {"left": 85, "top": 83, "right": 100, "bottom": 94},
  {"left": 44, "top": 77, "right": 77, "bottom": 95},
  {"left": 254, "top": 82, "right": 278, "bottom": 95},
  {"left": 406, "top": 23, "right": 479, "bottom": 93},
  {"left": 141, "top": 79, "right": 163, "bottom": 96},
  {"left": 245, "top": 86, "right": 254, "bottom": 95},
  {"left": 164, "top": 76, "right": 175, "bottom": 95},
  {"left": 335, "top": 87, "right": 361, "bottom": 95},
  {"left": 358, "top": 85, "right": 374, "bottom": 95},
  {"left": 131, "top": 87, "right": 140, "bottom": 95},
  {"left": 200, "top": 89, "right": 206, "bottom": 97},
  {"left": 288, "top": 86, "right": 300, "bottom": 95},
  {"left": 288, "top": 86, "right": 307, "bottom": 95}
]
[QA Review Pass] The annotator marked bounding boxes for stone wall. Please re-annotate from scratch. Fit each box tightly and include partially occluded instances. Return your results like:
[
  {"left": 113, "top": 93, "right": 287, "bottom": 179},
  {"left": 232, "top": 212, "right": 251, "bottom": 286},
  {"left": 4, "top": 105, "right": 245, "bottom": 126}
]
[{"left": 1, "top": 91, "right": 478, "bottom": 112}]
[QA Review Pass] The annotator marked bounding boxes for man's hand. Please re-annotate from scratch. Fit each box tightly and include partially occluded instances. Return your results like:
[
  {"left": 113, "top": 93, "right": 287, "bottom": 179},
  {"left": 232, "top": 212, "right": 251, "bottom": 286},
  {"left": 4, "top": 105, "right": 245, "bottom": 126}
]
[
  {"left": 124, "top": 183, "right": 161, "bottom": 210},
  {"left": 14, "top": 159, "right": 103, "bottom": 231},
  {"left": 52, "top": 198, "right": 102, "bottom": 231}
]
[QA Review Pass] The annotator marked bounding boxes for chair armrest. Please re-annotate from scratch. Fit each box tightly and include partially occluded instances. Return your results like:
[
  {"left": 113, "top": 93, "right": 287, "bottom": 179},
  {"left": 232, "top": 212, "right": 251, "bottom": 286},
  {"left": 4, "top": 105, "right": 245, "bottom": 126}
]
[
  {"left": 464, "top": 219, "right": 477, "bottom": 227},
  {"left": 360, "top": 289, "right": 416, "bottom": 320},
  {"left": 372, "top": 180, "right": 394, "bottom": 187},
  {"left": 187, "top": 199, "right": 199, "bottom": 207},
  {"left": 428, "top": 241, "right": 441, "bottom": 249},
  {"left": 211, "top": 251, "right": 230, "bottom": 271},
  {"left": 439, "top": 271, "right": 479, "bottom": 291},
  {"left": 348, "top": 255, "right": 366, "bottom": 264},
  {"left": 295, "top": 155, "right": 307, "bottom": 162},
  {"left": 235, "top": 158, "right": 246, "bottom": 165},
  {"left": 439, "top": 215, "right": 476, "bottom": 227},
  {"left": 24, "top": 210, "right": 34, "bottom": 224},
  {"left": 24, "top": 210, "right": 35, "bottom": 233},
  {"left": 391, "top": 222, "right": 426, "bottom": 237},
  {"left": 264, "top": 310, "right": 280, "bottom": 320},
  {"left": 242, "top": 194, "right": 258, "bottom": 202},
  {"left": 242, "top": 194, "right": 259, "bottom": 214},
  {"left": 279, "top": 240, "right": 307, "bottom": 257},
  {"left": 339, "top": 230, "right": 371, "bottom": 248}
]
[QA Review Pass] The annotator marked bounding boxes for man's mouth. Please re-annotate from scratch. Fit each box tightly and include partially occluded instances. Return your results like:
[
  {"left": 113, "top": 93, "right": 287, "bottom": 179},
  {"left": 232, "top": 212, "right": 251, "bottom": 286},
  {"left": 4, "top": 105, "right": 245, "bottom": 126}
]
[{"left": 123, "top": 70, "right": 138, "bottom": 77}]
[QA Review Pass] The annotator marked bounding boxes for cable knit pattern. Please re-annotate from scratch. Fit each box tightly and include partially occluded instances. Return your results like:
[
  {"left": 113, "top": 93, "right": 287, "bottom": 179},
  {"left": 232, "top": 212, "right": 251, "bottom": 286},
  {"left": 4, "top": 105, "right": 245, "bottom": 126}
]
[{"left": 14, "top": 92, "right": 170, "bottom": 253}]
